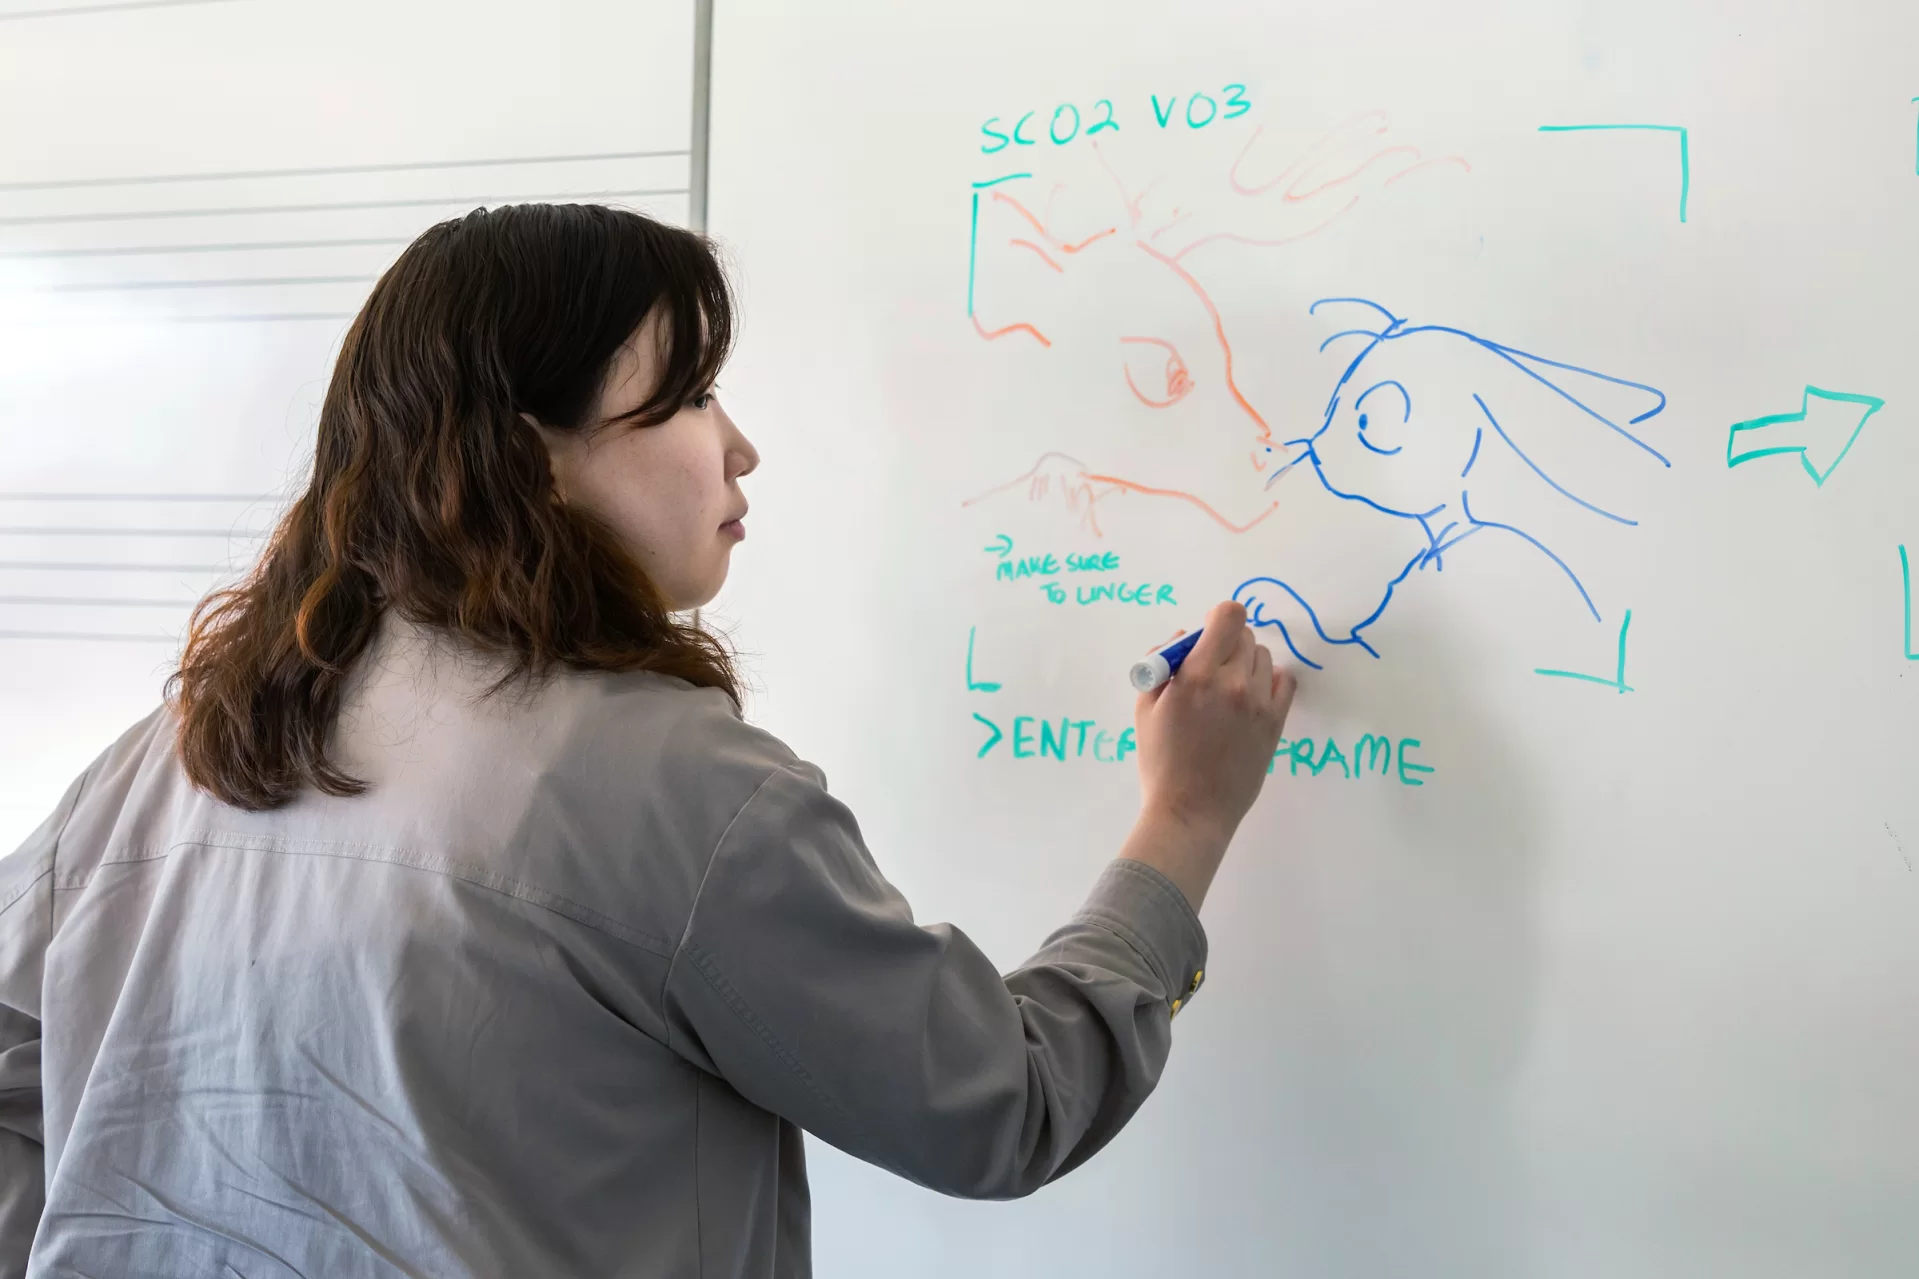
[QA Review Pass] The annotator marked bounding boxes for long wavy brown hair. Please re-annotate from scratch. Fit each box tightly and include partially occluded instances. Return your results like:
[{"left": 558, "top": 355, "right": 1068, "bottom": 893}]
[{"left": 167, "top": 203, "right": 740, "bottom": 811}]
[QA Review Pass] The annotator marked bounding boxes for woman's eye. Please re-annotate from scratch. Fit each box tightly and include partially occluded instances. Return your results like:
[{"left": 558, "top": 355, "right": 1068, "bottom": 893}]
[{"left": 689, "top": 392, "right": 713, "bottom": 411}]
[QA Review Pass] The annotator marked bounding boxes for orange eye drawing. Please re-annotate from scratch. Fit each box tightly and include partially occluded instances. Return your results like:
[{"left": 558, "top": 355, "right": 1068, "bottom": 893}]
[{"left": 1120, "top": 336, "right": 1194, "bottom": 408}]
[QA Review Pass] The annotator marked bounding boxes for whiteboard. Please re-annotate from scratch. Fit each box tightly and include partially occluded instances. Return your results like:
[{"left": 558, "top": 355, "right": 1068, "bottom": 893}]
[
  {"left": 0, "top": 0, "right": 695, "bottom": 852},
  {"left": 706, "top": 1, "right": 1919, "bottom": 1274}
]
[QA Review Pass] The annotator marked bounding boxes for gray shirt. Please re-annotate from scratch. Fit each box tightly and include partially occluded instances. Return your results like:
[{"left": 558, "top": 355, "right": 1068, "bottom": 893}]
[{"left": 0, "top": 613, "right": 1208, "bottom": 1277}]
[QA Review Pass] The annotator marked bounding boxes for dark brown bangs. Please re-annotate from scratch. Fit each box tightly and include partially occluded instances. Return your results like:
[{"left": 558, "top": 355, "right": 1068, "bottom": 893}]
[{"left": 602, "top": 230, "right": 735, "bottom": 431}]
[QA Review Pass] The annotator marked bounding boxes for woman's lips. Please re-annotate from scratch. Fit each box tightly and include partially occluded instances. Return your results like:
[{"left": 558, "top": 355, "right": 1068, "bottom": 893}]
[{"left": 720, "top": 518, "right": 746, "bottom": 541}]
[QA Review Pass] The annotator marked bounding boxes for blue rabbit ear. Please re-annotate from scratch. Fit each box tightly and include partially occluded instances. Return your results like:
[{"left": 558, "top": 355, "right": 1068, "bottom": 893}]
[
  {"left": 1446, "top": 325, "right": 1673, "bottom": 530},
  {"left": 1468, "top": 390, "right": 1641, "bottom": 526},
  {"left": 1473, "top": 337, "right": 1671, "bottom": 468}
]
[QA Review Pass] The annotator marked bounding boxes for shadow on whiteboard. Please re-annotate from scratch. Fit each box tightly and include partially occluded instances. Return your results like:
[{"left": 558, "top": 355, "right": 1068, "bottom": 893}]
[
  {"left": 1174, "top": 617, "right": 1549, "bottom": 1274},
  {"left": 799, "top": 609, "right": 1552, "bottom": 1275}
]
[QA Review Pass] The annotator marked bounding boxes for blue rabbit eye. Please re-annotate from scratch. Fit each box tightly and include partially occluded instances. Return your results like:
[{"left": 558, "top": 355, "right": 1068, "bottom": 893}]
[{"left": 1358, "top": 413, "right": 1370, "bottom": 431}]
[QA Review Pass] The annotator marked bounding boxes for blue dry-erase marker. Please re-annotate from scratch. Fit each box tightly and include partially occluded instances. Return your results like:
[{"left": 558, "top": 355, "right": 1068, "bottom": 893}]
[{"left": 1129, "top": 629, "right": 1203, "bottom": 693}]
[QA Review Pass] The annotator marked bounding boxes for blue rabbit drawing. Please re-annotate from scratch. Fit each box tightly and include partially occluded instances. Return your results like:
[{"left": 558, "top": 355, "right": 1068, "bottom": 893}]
[{"left": 1234, "top": 297, "right": 1671, "bottom": 669}]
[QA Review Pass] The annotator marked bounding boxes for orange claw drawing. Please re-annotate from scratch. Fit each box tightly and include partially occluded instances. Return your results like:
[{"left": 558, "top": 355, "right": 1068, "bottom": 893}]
[
  {"left": 1081, "top": 471, "right": 1279, "bottom": 533},
  {"left": 962, "top": 451, "right": 1121, "bottom": 537},
  {"left": 963, "top": 452, "right": 1280, "bottom": 539}
]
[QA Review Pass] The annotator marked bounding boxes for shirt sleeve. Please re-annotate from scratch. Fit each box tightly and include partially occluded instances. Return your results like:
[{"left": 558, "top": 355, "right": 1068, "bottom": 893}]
[
  {"left": 659, "top": 761, "right": 1209, "bottom": 1201},
  {"left": 0, "top": 770, "right": 82, "bottom": 1276}
]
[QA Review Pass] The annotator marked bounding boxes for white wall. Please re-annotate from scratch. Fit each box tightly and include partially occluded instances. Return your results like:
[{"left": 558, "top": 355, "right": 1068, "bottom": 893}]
[{"left": 0, "top": 0, "right": 694, "bottom": 848}]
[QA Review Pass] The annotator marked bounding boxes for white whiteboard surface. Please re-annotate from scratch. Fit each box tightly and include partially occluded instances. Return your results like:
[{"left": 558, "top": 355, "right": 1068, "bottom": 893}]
[
  {"left": 706, "top": 2, "right": 1919, "bottom": 1275},
  {"left": 0, "top": 0, "right": 694, "bottom": 851}
]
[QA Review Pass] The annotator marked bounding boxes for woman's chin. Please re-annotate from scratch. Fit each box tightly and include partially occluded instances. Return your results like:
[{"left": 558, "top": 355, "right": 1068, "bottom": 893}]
[{"left": 670, "top": 551, "right": 738, "bottom": 614}]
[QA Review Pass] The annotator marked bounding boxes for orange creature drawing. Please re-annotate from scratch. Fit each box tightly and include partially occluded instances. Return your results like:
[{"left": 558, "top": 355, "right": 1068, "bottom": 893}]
[{"left": 963, "top": 111, "right": 1469, "bottom": 536}]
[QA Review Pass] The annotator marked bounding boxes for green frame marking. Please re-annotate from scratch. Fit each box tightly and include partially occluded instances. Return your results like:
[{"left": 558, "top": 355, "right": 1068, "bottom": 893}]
[
  {"left": 1902, "top": 545, "right": 1917, "bottom": 661},
  {"left": 1536, "top": 609, "right": 1635, "bottom": 694},
  {"left": 965, "top": 625, "right": 1002, "bottom": 692},
  {"left": 1539, "top": 123, "right": 1690, "bottom": 223}
]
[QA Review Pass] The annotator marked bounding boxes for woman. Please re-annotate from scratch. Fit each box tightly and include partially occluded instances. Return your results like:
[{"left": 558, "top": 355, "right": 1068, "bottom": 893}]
[{"left": 0, "top": 204, "right": 1294, "bottom": 1277}]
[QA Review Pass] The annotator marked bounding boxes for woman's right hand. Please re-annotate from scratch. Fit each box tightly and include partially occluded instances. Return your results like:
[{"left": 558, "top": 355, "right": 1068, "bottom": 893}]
[{"left": 1119, "top": 600, "right": 1296, "bottom": 910}]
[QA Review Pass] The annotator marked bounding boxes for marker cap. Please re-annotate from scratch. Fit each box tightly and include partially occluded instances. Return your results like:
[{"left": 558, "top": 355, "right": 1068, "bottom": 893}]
[
  {"left": 1129, "top": 653, "right": 1173, "bottom": 693},
  {"left": 1128, "top": 628, "right": 1204, "bottom": 693}
]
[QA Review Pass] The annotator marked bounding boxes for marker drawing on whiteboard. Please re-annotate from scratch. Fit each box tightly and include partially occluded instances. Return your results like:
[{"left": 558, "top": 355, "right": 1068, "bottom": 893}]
[
  {"left": 1130, "top": 629, "right": 1203, "bottom": 692},
  {"left": 1537, "top": 122, "right": 1690, "bottom": 222},
  {"left": 1899, "top": 544, "right": 1917, "bottom": 660},
  {"left": 1726, "top": 386, "right": 1885, "bottom": 487}
]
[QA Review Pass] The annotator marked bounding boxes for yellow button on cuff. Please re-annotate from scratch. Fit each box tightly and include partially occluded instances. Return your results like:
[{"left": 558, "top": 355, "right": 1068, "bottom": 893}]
[
  {"left": 1189, "top": 969, "right": 1203, "bottom": 993},
  {"left": 1170, "top": 998, "right": 1183, "bottom": 1019}
]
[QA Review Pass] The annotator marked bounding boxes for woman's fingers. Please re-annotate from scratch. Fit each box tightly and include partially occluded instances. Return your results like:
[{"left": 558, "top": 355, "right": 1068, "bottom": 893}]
[
  {"left": 1271, "top": 666, "right": 1299, "bottom": 727},
  {"left": 1135, "top": 682, "right": 1168, "bottom": 714},
  {"left": 1187, "top": 600, "right": 1249, "bottom": 672},
  {"left": 1276, "top": 664, "right": 1298, "bottom": 702}
]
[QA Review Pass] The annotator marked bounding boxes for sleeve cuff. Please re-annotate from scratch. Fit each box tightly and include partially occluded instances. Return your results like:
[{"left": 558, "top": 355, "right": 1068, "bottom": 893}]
[{"left": 1072, "top": 859, "right": 1210, "bottom": 1015}]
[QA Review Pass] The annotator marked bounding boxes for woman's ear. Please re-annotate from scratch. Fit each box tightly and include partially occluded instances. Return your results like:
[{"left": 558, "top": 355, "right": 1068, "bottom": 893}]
[{"left": 522, "top": 412, "right": 573, "bottom": 501}]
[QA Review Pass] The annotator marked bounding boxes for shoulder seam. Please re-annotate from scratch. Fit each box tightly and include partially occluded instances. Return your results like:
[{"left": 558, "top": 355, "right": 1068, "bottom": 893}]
[
  {"left": 662, "top": 762, "right": 846, "bottom": 1116},
  {"left": 682, "top": 942, "right": 842, "bottom": 1117},
  {"left": 660, "top": 762, "right": 795, "bottom": 1059},
  {"left": 0, "top": 864, "right": 53, "bottom": 924},
  {"left": 22, "top": 763, "right": 93, "bottom": 936}
]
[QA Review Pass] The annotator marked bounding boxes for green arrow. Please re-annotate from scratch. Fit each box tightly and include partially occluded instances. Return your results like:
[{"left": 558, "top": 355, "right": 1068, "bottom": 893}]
[
  {"left": 972, "top": 712, "right": 1003, "bottom": 757},
  {"left": 1727, "top": 385, "right": 1886, "bottom": 487}
]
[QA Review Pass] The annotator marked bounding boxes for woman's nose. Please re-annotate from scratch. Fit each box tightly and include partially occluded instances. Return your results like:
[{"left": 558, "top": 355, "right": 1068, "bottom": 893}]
[
  {"left": 729, "top": 429, "right": 760, "bottom": 479},
  {"left": 719, "top": 407, "right": 759, "bottom": 478}
]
